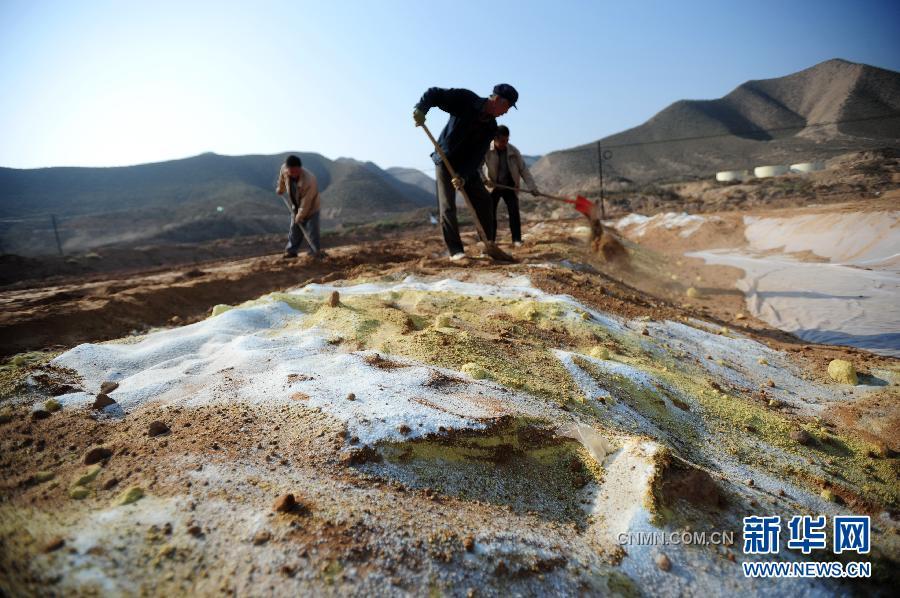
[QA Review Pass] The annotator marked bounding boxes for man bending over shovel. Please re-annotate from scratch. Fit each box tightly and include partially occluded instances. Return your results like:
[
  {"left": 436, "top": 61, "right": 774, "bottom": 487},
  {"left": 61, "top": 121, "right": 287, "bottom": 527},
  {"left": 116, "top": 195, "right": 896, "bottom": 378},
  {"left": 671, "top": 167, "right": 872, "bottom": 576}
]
[
  {"left": 413, "top": 84, "right": 518, "bottom": 261},
  {"left": 276, "top": 154, "right": 323, "bottom": 259}
]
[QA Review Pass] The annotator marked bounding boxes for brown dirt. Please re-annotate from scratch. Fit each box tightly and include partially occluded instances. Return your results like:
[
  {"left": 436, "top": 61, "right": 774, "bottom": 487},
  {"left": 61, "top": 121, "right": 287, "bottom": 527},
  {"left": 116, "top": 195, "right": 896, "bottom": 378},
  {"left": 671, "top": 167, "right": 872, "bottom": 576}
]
[
  {"left": 1, "top": 395, "right": 598, "bottom": 594},
  {"left": 3, "top": 202, "right": 894, "bottom": 378},
  {"left": 363, "top": 354, "right": 411, "bottom": 370},
  {"left": 0, "top": 240, "right": 427, "bottom": 357},
  {"left": 657, "top": 459, "right": 727, "bottom": 511},
  {"left": 823, "top": 391, "right": 900, "bottom": 453},
  {"left": 0, "top": 399, "right": 429, "bottom": 594},
  {"left": 591, "top": 228, "right": 626, "bottom": 262},
  {"left": 1, "top": 196, "right": 898, "bottom": 594}
]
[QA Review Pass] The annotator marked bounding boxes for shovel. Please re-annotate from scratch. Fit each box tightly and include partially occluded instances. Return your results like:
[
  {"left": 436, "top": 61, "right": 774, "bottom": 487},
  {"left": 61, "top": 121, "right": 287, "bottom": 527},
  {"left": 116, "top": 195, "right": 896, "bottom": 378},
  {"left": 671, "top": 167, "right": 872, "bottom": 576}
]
[
  {"left": 420, "top": 124, "right": 516, "bottom": 263},
  {"left": 492, "top": 183, "right": 605, "bottom": 245},
  {"left": 279, "top": 193, "right": 320, "bottom": 255},
  {"left": 492, "top": 184, "right": 598, "bottom": 221}
]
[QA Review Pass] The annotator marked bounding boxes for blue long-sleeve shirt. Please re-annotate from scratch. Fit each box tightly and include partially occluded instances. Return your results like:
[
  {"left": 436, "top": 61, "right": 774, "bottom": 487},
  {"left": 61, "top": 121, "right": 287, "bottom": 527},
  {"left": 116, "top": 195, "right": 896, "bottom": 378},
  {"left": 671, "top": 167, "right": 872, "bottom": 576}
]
[{"left": 415, "top": 87, "right": 498, "bottom": 176}]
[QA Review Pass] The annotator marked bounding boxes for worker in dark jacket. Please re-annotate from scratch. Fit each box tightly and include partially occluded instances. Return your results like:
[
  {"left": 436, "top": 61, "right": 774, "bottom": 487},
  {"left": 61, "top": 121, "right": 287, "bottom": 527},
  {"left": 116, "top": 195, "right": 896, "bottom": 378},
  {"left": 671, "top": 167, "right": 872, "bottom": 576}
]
[{"left": 413, "top": 84, "right": 517, "bottom": 260}]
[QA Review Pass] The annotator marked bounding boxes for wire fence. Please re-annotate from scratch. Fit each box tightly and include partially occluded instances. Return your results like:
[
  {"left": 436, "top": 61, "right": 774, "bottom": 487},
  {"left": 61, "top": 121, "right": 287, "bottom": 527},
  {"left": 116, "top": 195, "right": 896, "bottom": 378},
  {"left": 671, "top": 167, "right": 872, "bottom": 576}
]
[
  {"left": 415, "top": 110, "right": 899, "bottom": 183},
  {"left": 0, "top": 209, "right": 284, "bottom": 258},
  {"left": 413, "top": 110, "right": 899, "bottom": 222},
  {"left": 0, "top": 214, "right": 68, "bottom": 257}
]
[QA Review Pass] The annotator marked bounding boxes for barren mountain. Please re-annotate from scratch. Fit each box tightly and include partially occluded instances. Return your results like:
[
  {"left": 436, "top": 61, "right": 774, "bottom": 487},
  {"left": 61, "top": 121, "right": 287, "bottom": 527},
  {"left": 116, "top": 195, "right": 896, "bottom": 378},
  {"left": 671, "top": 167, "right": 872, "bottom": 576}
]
[
  {"left": 533, "top": 59, "right": 900, "bottom": 192},
  {"left": 521, "top": 154, "right": 541, "bottom": 168},
  {"left": 0, "top": 153, "right": 433, "bottom": 256},
  {"left": 385, "top": 166, "right": 437, "bottom": 196}
]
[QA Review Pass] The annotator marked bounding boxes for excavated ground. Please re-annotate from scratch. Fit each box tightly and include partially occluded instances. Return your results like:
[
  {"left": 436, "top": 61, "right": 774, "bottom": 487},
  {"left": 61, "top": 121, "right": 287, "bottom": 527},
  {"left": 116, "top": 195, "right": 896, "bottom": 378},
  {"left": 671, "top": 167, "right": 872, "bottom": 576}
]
[{"left": 1, "top": 205, "right": 898, "bottom": 596}]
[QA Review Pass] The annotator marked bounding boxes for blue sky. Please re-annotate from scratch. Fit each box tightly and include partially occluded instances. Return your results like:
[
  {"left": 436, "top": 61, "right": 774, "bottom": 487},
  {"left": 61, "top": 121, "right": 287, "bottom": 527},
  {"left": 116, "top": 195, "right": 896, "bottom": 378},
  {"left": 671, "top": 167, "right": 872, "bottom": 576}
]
[{"left": 1, "top": 0, "right": 898, "bottom": 171}]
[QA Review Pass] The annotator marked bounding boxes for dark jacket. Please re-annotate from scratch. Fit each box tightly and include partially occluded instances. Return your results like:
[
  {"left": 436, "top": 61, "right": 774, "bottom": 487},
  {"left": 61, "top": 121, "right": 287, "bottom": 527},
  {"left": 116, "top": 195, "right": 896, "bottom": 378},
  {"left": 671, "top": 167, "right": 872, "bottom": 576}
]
[{"left": 415, "top": 87, "right": 498, "bottom": 177}]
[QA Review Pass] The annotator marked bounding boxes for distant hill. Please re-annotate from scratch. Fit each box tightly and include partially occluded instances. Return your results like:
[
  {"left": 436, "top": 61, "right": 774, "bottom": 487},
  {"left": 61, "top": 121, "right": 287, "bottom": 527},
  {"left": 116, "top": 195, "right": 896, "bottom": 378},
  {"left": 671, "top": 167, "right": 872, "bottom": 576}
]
[
  {"left": 385, "top": 167, "right": 436, "bottom": 196},
  {"left": 533, "top": 59, "right": 900, "bottom": 193},
  {"left": 325, "top": 158, "right": 434, "bottom": 220},
  {"left": 0, "top": 153, "right": 435, "bottom": 255},
  {"left": 521, "top": 155, "right": 541, "bottom": 168}
]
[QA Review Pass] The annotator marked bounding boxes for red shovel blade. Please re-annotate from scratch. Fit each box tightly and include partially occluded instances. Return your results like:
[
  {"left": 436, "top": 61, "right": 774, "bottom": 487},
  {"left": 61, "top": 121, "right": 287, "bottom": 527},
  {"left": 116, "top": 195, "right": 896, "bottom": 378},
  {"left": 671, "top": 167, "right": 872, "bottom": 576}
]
[{"left": 574, "top": 195, "right": 595, "bottom": 218}]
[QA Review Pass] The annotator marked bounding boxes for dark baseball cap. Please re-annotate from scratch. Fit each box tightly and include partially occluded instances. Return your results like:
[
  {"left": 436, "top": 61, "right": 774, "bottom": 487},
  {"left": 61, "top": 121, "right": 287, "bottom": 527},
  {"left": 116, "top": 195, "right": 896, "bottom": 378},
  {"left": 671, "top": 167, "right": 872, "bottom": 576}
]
[{"left": 493, "top": 83, "right": 518, "bottom": 109}]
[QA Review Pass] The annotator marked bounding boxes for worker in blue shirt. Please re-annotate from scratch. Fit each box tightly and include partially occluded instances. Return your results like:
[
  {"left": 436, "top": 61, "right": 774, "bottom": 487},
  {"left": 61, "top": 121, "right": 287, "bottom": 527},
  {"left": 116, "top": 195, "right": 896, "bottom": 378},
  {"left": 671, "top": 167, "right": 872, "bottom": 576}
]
[{"left": 413, "top": 84, "right": 518, "bottom": 260}]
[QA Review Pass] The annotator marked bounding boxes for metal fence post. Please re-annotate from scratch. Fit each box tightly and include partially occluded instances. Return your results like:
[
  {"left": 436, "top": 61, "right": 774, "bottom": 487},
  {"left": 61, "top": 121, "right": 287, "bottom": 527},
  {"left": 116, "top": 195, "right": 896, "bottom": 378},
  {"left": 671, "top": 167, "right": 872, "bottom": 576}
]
[
  {"left": 51, "top": 214, "right": 63, "bottom": 256},
  {"left": 597, "top": 142, "right": 606, "bottom": 220}
]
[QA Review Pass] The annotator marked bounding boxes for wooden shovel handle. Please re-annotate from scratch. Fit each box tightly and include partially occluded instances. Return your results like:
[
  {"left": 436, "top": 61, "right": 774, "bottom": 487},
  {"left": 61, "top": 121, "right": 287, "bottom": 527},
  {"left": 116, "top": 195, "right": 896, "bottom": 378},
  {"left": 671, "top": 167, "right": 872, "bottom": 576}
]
[
  {"left": 492, "top": 183, "right": 575, "bottom": 204},
  {"left": 420, "top": 124, "right": 492, "bottom": 244}
]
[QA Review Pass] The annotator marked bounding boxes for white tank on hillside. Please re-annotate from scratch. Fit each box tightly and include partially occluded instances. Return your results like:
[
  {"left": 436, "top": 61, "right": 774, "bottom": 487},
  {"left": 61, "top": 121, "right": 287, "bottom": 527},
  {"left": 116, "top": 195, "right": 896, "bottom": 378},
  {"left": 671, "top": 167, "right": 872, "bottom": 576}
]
[
  {"left": 715, "top": 170, "right": 751, "bottom": 182},
  {"left": 790, "top": 161, "right": 825, "bottom": 174},
  {"left": 754, "top": 165, "right": 789, "bottom": 178}
]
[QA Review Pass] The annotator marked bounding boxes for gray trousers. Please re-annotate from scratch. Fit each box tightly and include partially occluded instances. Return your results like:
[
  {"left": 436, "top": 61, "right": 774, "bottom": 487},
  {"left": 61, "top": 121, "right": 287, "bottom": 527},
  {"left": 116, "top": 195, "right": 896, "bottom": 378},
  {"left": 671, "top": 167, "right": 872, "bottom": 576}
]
[
  {"left": 435, "top": 164, "right": 495, "bottom": 255},
  {"left": 286, "top": 210, "right": 320, "bottom": 255}
]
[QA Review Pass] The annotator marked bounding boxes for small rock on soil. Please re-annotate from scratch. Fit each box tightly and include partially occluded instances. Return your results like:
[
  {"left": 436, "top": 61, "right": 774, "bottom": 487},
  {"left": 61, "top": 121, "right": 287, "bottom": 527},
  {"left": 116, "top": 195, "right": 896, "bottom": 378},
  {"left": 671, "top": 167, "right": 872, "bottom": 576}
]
[
  {"left": 148, "top": 421, "right": 170, "bottom": 437},
  {"left": 83, "top": 447, "right": 112, "bottom": 465},
  {"left": 273, "top": 494, "right": 297, "bottom": 513},
  {"left": 790, "top": 428, "right": 814, "bottom": 446},
  {"left": 99, "top": 381, "right": 119, "bottom": 394},
  {"left": 656, "top": 553, "right": 672, "bottom": 571},
  {"left": 92, "top": 394, "right": 116, "bottom": 410}
]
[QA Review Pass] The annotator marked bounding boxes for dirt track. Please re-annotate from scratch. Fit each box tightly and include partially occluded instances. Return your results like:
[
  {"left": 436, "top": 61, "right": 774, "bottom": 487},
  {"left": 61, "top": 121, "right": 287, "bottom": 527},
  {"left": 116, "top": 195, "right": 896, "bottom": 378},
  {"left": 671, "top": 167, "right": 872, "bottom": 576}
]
[{"left": 0, "top": 240, "right": 428, "bottom": 357}]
